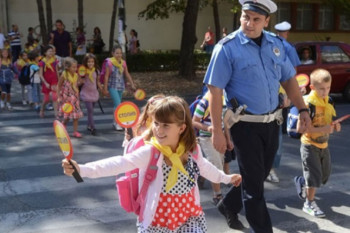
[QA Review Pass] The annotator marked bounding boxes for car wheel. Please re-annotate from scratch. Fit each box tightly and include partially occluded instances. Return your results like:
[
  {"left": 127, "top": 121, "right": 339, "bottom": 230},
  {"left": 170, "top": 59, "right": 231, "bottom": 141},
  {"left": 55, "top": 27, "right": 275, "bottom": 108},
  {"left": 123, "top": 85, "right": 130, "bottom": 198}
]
[{"left": 343, "top": 83, "right": 350, "bottom": 102}]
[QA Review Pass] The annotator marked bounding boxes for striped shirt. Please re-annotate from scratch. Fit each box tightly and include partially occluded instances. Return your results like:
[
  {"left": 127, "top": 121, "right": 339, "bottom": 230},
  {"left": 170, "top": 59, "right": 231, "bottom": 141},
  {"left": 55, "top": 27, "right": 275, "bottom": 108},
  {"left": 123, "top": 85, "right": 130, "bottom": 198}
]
[
  {"left": 8, "top": 31, "right": 21, "bottom": 46},
  {"left": 193, "top": 98, "right": 212, "bottom": 137}
]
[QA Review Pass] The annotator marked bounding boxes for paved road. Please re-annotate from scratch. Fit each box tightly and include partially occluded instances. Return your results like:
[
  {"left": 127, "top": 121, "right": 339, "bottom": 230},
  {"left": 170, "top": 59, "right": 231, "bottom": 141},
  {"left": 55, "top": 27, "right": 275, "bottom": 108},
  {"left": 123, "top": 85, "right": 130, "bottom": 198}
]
[{"left": 1, "top": 81, "right": 350, "bottom": 233}]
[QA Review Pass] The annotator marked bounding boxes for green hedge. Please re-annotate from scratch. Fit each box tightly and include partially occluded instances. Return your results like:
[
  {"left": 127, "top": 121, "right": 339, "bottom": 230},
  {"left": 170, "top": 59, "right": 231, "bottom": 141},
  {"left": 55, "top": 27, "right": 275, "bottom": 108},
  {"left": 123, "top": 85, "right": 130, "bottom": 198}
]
[{"left": 74, "top": 50, "right": 211, "bottom": 72}]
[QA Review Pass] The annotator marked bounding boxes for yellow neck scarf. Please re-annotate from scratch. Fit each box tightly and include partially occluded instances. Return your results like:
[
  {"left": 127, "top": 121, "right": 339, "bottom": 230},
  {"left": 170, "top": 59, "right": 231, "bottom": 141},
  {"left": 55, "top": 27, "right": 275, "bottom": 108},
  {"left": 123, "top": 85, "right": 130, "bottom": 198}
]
[
  {"left": 1, "top": 58, "right": 11, "bottom": 66},
  {"left": 64, "top": 70, "right": 79, "bottom": 93},
  {"left": 42, "top": 57, "right": 55, "bottom": 72},
  {"left": 110, "top": 57, "right": 124, "bottom": 73},
  {"left": 29, "top": 61, "right": 38, "bottom": 66},
  {"left": 307, "top": 90, "right": 336, "bottom": 124},
  {"left": 86, "top": 67, "right": 95, "bottom": 83},
  {"left": 147, "top": 137, "right": 190, "bottom": 192},
  {"left": 17, "top": 58, "right": 27, "bottom": 68}
]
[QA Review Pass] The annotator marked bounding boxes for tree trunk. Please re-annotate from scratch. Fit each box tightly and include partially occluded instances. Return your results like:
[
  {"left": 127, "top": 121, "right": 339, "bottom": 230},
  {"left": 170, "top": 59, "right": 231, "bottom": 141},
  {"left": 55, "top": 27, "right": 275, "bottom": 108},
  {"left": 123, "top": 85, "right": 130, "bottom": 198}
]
[
  {"left": 45, "top": 0, "right": 52, "bottom": 33},
  {"left": 212, "top": 0, "right": 221, "bottom": 42},
  {"left": 109, "top": 0, "right": 118, "bottom": 52},
  {"left": 77, "top": 0, "right": 84, "bottom": 29},
  {"left": 179, "top": 0, "right": 200, "bottom": 80},
  {"left": 233, "top": 12, "right": 239, "bottom": 30},
  {"left": 37, "top": 0, "right": 48, "bottom": 45}
]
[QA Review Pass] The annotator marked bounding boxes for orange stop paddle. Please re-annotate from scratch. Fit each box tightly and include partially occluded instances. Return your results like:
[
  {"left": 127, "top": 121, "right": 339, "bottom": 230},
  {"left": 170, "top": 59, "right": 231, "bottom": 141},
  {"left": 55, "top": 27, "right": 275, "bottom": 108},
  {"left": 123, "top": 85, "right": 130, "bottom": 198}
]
[
  {"left": 53, "top": 120, "right": 83, "bottom": 183},
  {"left": 296, "top": 73, "right": 310, "bottom": 88}
]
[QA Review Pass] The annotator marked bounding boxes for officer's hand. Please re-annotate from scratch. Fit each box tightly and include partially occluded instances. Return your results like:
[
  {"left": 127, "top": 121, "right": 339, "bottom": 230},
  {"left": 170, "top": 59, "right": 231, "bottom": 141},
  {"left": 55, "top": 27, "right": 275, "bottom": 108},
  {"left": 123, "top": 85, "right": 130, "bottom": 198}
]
[
  {"left": 211, "top": 129, "right": 227, "bottom": 154},
  {"left": 297, "top": 111, "right": 312, "bottom": 133}
]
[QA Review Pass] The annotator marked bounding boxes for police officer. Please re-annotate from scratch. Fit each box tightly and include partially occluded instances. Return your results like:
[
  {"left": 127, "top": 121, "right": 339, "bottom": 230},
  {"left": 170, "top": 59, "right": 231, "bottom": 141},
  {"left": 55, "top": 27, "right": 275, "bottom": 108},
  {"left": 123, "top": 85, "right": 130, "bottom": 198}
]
[
  {"left": 274, "top": 21, "right": 300, "bottom": 67},
  {"left": 266, "top": 21, "right": 302, "bottom": 183},
  {"left": 203, "top": 0, "right": 311, "bottom": 232}
]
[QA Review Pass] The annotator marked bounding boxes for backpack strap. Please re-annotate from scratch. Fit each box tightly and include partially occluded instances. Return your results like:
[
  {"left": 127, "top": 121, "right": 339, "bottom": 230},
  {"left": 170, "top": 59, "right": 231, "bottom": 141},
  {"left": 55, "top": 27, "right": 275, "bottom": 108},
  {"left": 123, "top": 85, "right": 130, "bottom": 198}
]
[
  {"left": 191, "top": 144, "right": 200, "bottom": 160},
  {"left": 137, "top": 146, "right": 160, "bottom": 222}
]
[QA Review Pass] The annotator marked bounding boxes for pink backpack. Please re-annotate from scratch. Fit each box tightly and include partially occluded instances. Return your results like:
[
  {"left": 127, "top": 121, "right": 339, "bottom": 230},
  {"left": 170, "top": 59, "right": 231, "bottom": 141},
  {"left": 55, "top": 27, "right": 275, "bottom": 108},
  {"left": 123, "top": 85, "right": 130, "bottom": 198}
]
[
  {"left": 116, "top": 137, "right": 160, "bottom": 221},
  {"left": 99, "top": 58, "right": 112, "bottom": 84}
]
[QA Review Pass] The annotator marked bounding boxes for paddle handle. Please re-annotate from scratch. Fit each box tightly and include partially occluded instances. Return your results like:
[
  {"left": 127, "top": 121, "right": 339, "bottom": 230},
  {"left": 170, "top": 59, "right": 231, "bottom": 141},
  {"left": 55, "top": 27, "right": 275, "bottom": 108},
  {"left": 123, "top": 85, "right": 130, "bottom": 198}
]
[
  {"left": 69, "top": 160, "right": 84, "bottom": 183},
  {"left": 127, "top": 128, "right": 133, "bottom": 140}
]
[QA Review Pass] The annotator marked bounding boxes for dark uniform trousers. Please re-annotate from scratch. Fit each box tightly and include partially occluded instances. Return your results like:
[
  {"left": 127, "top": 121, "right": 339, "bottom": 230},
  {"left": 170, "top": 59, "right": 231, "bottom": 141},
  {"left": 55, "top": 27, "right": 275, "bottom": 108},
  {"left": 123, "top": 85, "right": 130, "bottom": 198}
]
[{"left": 225, "top": 120, "right": 279, "bottom": 233}]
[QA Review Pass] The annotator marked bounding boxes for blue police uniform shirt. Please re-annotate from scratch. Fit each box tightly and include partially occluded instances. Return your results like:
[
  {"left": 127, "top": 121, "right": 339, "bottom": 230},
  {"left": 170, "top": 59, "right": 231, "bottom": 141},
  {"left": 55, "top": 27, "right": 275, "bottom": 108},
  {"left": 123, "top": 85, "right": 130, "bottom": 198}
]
[
  {"left": 281, "top": 37, "right": 301, "bottom": 67},
  {"left": 203, "top": 29, "right": 296, "bottom": 115}
]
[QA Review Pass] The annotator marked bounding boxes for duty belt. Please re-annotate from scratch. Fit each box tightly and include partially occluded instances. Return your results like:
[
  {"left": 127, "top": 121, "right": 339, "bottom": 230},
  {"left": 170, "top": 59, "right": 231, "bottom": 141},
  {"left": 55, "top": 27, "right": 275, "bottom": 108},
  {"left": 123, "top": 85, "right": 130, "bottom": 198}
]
[{"left": 223, "top": 106, "right": 283, "bottom": 129}]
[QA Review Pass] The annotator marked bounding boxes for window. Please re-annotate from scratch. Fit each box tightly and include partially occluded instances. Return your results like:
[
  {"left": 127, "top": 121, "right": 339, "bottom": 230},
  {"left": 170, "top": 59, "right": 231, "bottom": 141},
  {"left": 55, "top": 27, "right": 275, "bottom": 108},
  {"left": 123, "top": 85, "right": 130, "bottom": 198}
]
[
  {"left": 296, "top": 4, "right": 313, "bottom": 30},
  {"left": 276, "top": 3, "right": 291, "bottom": 23},
  {"left": 321, "top": 45, "right": 350, "bottom": 63},
  {"left": 318, "top": 6, "right": 334, "bottom": 30},
  {"left": 339, "top": 15, "right": 350, "bottom": 31},
  {"left": 297, "top": 45, "right": 316, "bottom": 65}
]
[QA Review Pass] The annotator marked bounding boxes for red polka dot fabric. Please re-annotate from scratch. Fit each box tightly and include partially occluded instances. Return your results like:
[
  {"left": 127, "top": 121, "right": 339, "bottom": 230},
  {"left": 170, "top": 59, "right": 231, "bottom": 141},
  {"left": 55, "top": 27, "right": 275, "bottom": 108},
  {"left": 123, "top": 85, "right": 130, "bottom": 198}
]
[{"left": 152, "top": 192, "right": 203, "bottom": 230}]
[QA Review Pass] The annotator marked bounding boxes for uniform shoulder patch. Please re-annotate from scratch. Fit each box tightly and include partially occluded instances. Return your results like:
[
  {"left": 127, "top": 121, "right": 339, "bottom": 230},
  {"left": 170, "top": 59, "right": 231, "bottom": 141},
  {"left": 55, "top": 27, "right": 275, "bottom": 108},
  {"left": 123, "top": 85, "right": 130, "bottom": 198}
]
[{"left": 218, "top": 31, "right": 238, "bottom": 45}]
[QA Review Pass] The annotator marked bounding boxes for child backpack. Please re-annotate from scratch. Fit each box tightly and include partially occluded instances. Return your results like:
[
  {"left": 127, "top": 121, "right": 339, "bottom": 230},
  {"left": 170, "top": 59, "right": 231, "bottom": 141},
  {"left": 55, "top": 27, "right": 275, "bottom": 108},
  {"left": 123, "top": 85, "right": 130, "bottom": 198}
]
[
  {"left": 115, "top": 136, "right": 160, "bottom": 221},
  {"left": 287, "top": 97, "right": 333, "bottom": 138},
  {"left": 18, "top": 64, "right": 34, "bottom": 85},
  {"left": 286, "top": 105, "right": 303, "bottom": 139},
  {"left": 99, "top": 58, "right": 112, "bottom": 84},
  {"left": 189, "top": 95, "right": 203, "bottom": 118}
]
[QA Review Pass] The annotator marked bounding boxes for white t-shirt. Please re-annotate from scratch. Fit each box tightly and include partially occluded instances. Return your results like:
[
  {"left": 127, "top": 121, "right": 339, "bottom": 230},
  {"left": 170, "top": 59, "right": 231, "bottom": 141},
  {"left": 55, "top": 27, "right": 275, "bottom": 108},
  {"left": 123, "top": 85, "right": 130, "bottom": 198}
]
[
  {"left": 30, "top": 64, "right": 41, "bottom": 84},
  {"left": 0, "top": 33, "right": 6, "bottom": 49}
]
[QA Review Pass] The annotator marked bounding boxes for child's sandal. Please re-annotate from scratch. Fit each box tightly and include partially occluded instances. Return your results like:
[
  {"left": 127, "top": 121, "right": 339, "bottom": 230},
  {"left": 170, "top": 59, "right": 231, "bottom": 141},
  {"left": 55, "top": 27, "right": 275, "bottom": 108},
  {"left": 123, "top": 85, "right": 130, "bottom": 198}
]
[{"left": 73, "top": 131, "right": 82, "bottom": 138}]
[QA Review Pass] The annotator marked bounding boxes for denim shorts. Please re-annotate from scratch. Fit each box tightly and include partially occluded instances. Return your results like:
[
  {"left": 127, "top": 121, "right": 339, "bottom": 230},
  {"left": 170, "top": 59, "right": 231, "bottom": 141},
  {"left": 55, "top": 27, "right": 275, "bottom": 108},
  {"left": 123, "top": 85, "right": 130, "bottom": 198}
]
[
  {"left": 0, "top": 83, "right": 11, "bottom": 94},
  {"left": 300, "top": 143, "right": 331, "bottom": 188}
]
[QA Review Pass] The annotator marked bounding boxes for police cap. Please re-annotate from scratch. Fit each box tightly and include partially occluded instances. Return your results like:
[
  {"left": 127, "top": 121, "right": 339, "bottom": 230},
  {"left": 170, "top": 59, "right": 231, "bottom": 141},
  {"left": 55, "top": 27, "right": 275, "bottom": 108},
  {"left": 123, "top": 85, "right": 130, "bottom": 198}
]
[
  {"left": 275, "top": 21, "right": 291, "bottom": 31},
  {"left": 239, "top": 0, "right": 277, "bottom": 16}
]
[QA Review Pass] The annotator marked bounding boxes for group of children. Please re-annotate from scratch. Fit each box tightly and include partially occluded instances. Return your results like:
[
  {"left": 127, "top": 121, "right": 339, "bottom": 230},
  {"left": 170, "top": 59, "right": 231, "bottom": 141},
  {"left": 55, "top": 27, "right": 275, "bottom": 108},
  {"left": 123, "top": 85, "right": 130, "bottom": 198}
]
[{"left": 0, "top": 44, "right": 136, "bottom": 138}]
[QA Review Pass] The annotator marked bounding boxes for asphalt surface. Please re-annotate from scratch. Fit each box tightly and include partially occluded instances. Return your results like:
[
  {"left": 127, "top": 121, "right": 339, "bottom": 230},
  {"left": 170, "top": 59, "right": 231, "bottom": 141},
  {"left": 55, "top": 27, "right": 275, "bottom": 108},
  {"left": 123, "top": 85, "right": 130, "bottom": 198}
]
[{"left": 1, "top": 80, "right": 349, "bottom": 233}]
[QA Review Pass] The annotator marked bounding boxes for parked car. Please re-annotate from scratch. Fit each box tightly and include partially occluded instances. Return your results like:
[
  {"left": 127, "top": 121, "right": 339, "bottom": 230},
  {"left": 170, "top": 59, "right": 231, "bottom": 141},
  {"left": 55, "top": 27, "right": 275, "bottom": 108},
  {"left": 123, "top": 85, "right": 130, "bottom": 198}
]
[{"left": 294, "top": 41, "right": 350, "bottom": 102}]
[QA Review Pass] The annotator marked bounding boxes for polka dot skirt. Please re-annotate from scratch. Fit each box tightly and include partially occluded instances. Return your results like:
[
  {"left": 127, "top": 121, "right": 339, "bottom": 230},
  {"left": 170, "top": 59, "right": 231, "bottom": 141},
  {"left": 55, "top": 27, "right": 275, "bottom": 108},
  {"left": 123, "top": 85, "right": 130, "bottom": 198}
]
[{"left": 137, "top": 156, "right": 207, "bottom": 233}]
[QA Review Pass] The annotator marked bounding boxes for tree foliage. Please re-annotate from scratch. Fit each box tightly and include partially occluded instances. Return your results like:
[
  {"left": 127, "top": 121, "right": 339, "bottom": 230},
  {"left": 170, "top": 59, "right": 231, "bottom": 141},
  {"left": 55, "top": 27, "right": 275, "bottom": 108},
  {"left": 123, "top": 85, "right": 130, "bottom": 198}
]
[
  {"left": 321, "top": 0, "right": 350, "bottom": 15},
  {"left": 138, "top": 0, "right": 187, "bottom": 20}
]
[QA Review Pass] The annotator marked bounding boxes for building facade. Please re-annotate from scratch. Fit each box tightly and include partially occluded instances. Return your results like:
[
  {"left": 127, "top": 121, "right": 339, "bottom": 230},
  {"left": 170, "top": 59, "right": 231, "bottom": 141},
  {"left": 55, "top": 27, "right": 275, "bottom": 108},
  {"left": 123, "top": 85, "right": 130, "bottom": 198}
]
[{"left": 0, "top": 0, "right": 349, "bottom": 51}]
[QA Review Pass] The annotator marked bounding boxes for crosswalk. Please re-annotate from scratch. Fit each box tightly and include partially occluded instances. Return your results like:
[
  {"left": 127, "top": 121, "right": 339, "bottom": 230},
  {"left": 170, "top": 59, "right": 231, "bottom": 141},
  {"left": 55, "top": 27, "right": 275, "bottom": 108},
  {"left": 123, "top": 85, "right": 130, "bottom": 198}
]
[{"left": 0, "top": 82, "right": 227, "bottom": 233}]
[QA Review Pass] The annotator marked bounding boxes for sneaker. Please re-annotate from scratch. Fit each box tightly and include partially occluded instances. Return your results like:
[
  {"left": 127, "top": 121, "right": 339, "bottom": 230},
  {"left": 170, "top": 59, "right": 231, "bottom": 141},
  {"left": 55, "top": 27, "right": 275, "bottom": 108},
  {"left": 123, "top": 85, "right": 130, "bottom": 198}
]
[
  {"left": 34, "top": 105, "right": 41, "bottom": 112},
  {"left": 113, "top": 123, "right": 123, "bottom": 131},
  {"left": 217, "top": 199, "right": 245, "bottom": 230},
  {"left": 46, "top": 103, "right": 54, "bottom": 110},
  {"left": 72, "top": 131, "right": 82, "bottom": 138},
  {"left": 6, "top": 102, "right": 13, "bottom": 110},
  {"left": 0, "top": 101, "right": 5, "bottom": 109},
  {"left": 90, "top": 128, "right": 98, "bottom": 136},
  {"left": 303, "top": 201, "right": 325, "bottom": 218},
  {"left": 266, "top": 170, "right": 279, "bottom": 183},
  {"left": 22, "top": 100, "right": 28, "bottom": 105},
  {"left": 294, "top": 176, "right": 306, "bottom": 200},
  {"left": 212, "top": 194, "right": 223, "bottom": 206}
]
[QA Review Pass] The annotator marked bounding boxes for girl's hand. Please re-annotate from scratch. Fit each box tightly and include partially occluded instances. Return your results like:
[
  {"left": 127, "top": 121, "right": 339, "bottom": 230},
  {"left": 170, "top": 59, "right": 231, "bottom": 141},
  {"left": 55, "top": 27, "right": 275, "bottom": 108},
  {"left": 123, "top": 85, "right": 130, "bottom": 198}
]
[
  {"left": 103, "top": 89, "right": 109, "bottom": 97},
  {"left": 51, "top": 85, "right": 57, "bottom": 92},
  {"left": 230, "top": 174, "right": 242, "bottom": 187},
  {"left": 45, "top": 82, "right": 50, "bottom": 89},
  {"left": 62, "top": 159, "right": 80, "bottom": 176}
]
